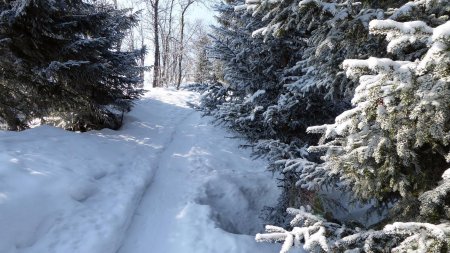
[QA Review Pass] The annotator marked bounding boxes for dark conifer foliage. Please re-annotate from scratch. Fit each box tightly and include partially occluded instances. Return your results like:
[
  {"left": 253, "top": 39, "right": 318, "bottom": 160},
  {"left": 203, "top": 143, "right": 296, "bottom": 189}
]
[
  {"left": 206, "top": 1, "right": 340, "bottom": 144},
  {"left": 202, "top": 0, "right": 450, "bottom": 251},
  {"left": 0, "top": 0, "right": 145, "bottom": 131}
]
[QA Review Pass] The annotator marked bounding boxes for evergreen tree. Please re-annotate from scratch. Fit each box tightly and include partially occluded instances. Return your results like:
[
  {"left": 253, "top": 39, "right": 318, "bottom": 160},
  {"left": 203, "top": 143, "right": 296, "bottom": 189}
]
[
  {"left": 202, "top": 0, "right": 450, "bottom": 251},
  {"left": 203, "top": 0, "right": 404, "bottom": 224},
  {"left": 257, "top": 1, "right": 450, "bottom": 252},
  {"left": 0, "top": 0, "right": 145, "bottom": 131},
  {"left": 206, "top": 0, "right": 290, "bottom": 140},
  {"left": 193, "top": 35, "right": 212, "bottom": 84},
  {"left": 307, "top": 0, "right": 450, "bottom": 220}
]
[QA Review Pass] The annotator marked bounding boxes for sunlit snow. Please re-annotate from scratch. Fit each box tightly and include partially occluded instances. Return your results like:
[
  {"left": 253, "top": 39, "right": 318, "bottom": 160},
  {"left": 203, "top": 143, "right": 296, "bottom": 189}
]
[{"left": 0, "top": 88, "right": 279, "bottom": 253}]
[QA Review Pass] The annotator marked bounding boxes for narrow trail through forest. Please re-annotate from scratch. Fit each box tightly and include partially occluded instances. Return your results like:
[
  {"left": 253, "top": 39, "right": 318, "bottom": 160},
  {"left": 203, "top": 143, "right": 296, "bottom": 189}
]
[
  {"left": 0, "top": 88, "right": 279, "bottom": 253},
  {"left": 116, "top": 88, "right": 279, "bottom": 253}
]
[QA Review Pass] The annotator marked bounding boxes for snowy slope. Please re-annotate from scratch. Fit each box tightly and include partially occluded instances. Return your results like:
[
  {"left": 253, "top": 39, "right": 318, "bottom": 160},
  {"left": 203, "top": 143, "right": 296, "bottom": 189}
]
[{"left": 0, "top": 88, "right": 279, "bottom": 253}]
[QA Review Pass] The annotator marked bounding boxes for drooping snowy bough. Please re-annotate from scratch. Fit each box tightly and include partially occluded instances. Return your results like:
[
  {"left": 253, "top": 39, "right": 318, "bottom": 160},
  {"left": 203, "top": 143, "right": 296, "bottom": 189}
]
[
  {"left": 308, "top": 17, "right": 450, "bottom": 214},
  {"left": 257, "top": 205, "right": 450, "bottom": 252}
]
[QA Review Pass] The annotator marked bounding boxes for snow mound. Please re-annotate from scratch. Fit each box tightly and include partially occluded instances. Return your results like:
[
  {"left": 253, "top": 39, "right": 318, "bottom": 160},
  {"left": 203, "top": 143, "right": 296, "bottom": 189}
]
[
  {"left": 0, "top": 125, "right": 153, "bottom": 253},
  {"left": 196, "top": 175, "right": 273, "bottom": 235}
]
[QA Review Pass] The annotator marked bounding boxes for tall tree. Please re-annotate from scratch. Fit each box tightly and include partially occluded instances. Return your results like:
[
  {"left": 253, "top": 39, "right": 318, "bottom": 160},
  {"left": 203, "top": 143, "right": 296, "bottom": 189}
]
[
  {"left": 253, "top": 1, "right": 450, "bottom": 252},
  {"left": 0, "top": 0, "right": 145, "bottom": 131},
  {"left": 308, "top": 0, "right": 450, "bottom": 219},
  {"left": 193, "top": 34, "right": 211, "bottom": 84},
  {"left": 160, "top": 0, "right": 175, "bottom": 86},
  {"left": 176, "top": 0, "right": 196, "bottom": 89},
  {"left": 151, "top": 0, "right": 161, "bottom": 87}
]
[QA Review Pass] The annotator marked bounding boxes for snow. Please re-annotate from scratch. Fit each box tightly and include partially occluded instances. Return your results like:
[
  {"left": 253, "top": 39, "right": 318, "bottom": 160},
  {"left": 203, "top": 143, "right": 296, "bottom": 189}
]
[
  {"left": 369, "top": 19, "right": 434, "bottom": 54},
  {"left": 234, "top": 4, "right": 247, "bottom": 12},
  {"left": 432, "top": 21, "right": 450, "bottom": 42},
  {"left": 256, "top": 206, "right": 328, "bottom": 252},
  {"left": 298, "top": 0, "right": 338, "bottom": 16},
  {"left": 443, "top": 168, "right": 450, "bottom": 180},
  {"left": 244, "top": 89, "right": 266, "bottom": 104},
  {"left": 0, "top": 88, "right": 279, "bottom": 253},
  {"left": 389, "top": 1, "right": 419, "bottom": 20},
  {"left": 252, "top": 27, "right": 267, "bottom": 37},
  {"left": 369, "top": 20, "right": 433, "bottom": 35}
]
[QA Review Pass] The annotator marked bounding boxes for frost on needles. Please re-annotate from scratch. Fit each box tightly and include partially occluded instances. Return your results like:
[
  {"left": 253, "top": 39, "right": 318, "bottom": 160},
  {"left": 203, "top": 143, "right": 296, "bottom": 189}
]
[
  {"left": 259, "top": 3, "right": 450, "bottom": 253},
  {"left": 307, "top": 17, "right": 450, "bottom": 215},
  {"left": 200, "top": 0, "right": 450, "bottom": 251}
]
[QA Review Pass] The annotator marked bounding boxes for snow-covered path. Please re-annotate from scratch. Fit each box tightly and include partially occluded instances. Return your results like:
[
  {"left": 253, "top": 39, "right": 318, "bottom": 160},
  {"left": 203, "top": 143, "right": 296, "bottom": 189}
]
[
  {"left": 118, "top": 88, "right": 279, "bottom": 253},
  {"left": 0, "top": 88, "right": 279, "bottom": 253}
]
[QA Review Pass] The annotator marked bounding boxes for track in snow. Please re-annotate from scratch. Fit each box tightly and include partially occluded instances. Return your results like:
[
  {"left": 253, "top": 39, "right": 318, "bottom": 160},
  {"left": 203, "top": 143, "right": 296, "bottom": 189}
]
[
  {"left": 0, "top": 88, "right": 278, "bottom": 253},
  {"left": 117, "top": 88, "right": 279, "bottom": 253}
]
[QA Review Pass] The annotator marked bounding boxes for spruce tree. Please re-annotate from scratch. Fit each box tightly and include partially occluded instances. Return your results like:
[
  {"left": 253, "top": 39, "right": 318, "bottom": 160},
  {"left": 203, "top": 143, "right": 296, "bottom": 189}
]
[
  {"left": 194, "top": 35, "right": 212, "bottom": 84},
  {"left": 202, "top": 1, "right": 450, "bottom": 251},
  {"left": 0, "top": 0, "right": 145, "bottom": 131},
  {"left": 307, "top": 0, "right": 450, "bottom": 219},
  {"left": 253, "top": 1, "right": 450, "bottom": 252}
]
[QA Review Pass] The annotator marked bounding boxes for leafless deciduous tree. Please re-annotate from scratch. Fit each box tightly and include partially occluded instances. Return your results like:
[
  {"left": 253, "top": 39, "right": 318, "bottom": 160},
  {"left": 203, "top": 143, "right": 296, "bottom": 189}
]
[
  {"left": 175, "top": 0, "right": 196, "bottom": 89},
  {"left": 124, "top": 0, "right": 210, "bottom": 87}
]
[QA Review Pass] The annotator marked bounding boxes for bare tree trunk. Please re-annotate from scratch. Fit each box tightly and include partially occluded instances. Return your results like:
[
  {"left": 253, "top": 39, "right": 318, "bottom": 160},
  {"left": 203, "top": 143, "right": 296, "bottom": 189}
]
[
  {"left": 152, "top": 0, "right": 160, "bottom": 88},
  {"left": 161, "top": 0, "right": 174, "bottom": 86},
  {"left": 176, "top": 0, "right": 194, "bottom": 90},
  {"left": 176, "top": 14, "right": 184, "bottom": 89},
  {"left": 171, "top": 42, "right": 178, "bottom": 84}
]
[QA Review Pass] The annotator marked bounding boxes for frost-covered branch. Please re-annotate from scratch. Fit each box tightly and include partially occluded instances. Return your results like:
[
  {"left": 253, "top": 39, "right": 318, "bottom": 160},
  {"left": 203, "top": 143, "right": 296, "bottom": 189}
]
[{"left": 257, "top": 206, "right": 450, "bottom": 252}]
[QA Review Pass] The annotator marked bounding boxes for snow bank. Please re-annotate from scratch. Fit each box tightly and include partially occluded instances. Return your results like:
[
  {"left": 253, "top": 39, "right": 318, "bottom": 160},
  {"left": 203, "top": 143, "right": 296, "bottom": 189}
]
[
  {"left": 1, "top": 88, "right": 280, "bottom": 253},
  {"left": 0, "top": 89, "right": 192, "bottom": 253},
  {"left": 0, "top": 125, "right": 153, "bottom": 253}
]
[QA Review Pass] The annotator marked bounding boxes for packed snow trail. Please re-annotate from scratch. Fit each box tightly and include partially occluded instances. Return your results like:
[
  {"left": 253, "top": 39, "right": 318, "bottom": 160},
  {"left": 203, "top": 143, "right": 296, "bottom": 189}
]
[
  {"left": 117, "top": 88, "right": 279, "bottom": 253},
  {"left": 0, "top": 88, "right": 279, "bottom": 253}
]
